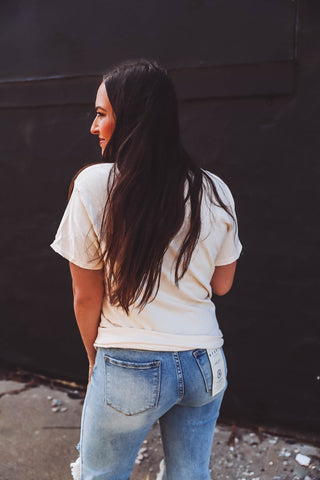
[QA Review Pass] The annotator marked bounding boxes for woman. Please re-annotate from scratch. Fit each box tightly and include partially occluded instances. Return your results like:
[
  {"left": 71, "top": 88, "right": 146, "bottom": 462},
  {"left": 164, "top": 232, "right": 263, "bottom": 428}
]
[{"left": 51, "top": 59, "right": 242, "bottom": 480}]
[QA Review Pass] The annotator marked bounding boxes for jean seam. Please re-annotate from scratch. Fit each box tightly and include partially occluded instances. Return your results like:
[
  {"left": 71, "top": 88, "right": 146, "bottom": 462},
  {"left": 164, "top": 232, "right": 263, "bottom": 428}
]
[
  {"left": 193, "top": 351, "right": 210, "bottom": 393},
  {"left": 79, "top": 387, "right": 89, "bottom": 480},
  {"left": 173, "top": 352, "right": 184, "bottom": 401},
  {"left": 154, "top": 361, "right": 161, "bottom": 407}
]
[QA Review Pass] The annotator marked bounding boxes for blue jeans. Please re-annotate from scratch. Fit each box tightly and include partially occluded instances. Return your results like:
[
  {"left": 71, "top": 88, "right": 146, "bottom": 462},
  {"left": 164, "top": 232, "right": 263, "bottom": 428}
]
[{"left": 80, "top": 346, "right": 227, "bottom": 480}]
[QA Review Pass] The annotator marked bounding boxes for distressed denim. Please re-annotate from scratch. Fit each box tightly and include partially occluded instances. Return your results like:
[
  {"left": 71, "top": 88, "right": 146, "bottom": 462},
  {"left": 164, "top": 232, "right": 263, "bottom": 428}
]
[{"left": 79, "top": 346, "right": 227, "bottom": 480}]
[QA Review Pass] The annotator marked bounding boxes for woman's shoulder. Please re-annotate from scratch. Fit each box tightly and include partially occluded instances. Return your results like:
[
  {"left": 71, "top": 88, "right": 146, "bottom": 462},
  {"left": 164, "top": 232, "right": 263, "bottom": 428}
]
[
  {"left": 74, "top": 163, "right": 113, "bottom": 189},
  {"left": 68, "top": 162, "right": 113, "bottom": 205},
  {"left": 75, "top": 163, "right": 113, "bottom": 186},
  {"left": 201, "top": 169, "right": 235, "bottom": 206}
]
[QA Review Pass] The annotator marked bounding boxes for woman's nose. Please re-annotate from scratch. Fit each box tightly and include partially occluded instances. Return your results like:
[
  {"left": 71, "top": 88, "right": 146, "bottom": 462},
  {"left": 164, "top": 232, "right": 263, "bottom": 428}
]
[{"left": 90, "top": 117, "right": 99, "bottom": 135}]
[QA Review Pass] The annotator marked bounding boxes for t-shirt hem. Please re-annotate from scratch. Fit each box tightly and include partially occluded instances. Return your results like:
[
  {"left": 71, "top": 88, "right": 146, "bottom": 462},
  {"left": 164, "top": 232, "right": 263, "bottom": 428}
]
[
  {"left": 50, "top": 242, "right": 103, "bottom": 270},
  {"left": 214, "top": 245, "right": 242, "bottom": 266},
  {"left": 94, "top": 326, "right": 224, "bottom": 351}
]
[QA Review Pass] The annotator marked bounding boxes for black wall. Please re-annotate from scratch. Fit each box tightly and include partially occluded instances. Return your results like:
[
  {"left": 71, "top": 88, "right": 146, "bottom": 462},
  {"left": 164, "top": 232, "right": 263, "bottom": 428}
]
[{"left": 1, "top": 1, "right": 319, "bottom": 434}]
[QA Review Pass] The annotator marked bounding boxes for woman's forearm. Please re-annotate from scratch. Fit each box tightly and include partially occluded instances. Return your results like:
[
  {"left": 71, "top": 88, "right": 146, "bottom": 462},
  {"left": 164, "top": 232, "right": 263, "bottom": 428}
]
[
  {"left": 69, "top": 263, "right": 105, "bottom": 365},
  {"left": 73, "top": 296, "right": 103, "bottom": 365}
]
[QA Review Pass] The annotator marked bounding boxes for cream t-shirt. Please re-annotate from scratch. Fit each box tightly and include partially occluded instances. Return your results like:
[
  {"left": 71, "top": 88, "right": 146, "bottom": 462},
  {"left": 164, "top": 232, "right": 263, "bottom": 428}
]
[{"left": 51, "top": 163, "right": 242, "bottom": 351}]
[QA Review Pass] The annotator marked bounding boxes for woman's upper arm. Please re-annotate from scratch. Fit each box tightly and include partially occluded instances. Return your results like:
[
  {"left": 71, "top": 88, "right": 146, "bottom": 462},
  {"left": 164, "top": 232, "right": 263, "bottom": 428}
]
[
  {"left": 69, "top": 262, "right": 105, "bottom": 301},
  {"left": 210, "top": 260, "right": 237, "bottom": 296}
]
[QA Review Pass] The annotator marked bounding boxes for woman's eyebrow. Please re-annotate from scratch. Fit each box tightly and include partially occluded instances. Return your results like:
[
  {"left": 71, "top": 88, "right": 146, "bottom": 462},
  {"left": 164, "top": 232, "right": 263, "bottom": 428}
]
[{"left": 95, "top": 106, "right": 107, "bottom": 112}]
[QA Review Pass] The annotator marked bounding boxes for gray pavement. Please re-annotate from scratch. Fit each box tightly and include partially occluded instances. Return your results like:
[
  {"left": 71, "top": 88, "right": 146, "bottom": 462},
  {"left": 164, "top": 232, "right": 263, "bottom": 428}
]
[{"left": 0, "top": 378, "right": 319, "bottom": 480}]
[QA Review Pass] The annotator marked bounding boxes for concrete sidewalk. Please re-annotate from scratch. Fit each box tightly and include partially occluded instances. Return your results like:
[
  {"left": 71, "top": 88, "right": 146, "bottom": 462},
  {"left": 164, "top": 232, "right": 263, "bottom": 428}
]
[{"left": 0, "top": 377, "right": 319, "bottom": 480}]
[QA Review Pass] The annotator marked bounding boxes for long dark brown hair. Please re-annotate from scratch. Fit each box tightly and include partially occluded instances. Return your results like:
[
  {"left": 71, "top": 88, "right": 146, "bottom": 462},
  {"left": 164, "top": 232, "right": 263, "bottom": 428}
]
[{"left": 97, "top": 59, "right": 234, "bottom": 313}]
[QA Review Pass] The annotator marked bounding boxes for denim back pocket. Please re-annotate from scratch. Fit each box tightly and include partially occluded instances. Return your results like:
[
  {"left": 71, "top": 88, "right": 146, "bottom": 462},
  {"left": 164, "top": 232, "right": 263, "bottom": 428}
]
[
  {"left": 193, "top": 348, "right": 228, "bottom": 395},
  {"left": 104, "top": 355, "right": 161, "bottom": 416},
  {"left": 193, "top": 349, "right": 212, "bottom": 393}
]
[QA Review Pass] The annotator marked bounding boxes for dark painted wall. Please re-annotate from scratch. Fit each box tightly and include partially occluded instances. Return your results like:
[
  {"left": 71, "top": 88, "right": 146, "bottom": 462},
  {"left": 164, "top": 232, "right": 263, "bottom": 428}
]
[{"left": 1, "top": 1, "right": 319, "bottom": 434}]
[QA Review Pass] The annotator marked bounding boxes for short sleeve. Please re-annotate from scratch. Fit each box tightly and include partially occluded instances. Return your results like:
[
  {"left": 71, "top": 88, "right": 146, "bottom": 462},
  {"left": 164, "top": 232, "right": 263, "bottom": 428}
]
[
  {"left": 50, "top": 186, "right": 103, "bottom": 270},
  {"left": 214, "top": 185, "right": 242, "bottom": 266}
]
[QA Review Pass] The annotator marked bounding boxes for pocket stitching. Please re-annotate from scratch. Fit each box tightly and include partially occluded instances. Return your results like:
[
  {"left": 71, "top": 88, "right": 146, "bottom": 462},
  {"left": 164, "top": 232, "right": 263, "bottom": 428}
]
[
  {"left": 193, "top": 350, "right": 210, "bottom": 393},
  {"left": 105, "top": 355, "right": 160, "bottom": 369}
]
